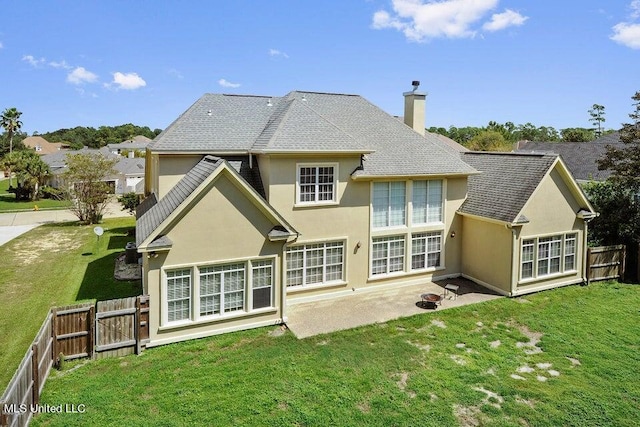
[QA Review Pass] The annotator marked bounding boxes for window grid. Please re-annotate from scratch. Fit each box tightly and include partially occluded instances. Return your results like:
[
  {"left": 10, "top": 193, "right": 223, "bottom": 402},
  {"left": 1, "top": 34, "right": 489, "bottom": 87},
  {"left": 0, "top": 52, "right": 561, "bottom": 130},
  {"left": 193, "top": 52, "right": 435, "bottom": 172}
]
[
  {"left": 520, "top": 234, "right": 578, "bottom": 281},
  {"left": 412, "top": 180, "right": 443, "bottom": 225},
  {"left": 372, "top": 236, "right": 405, "bottom": 276},
  {"left": 372, "top": 182, "right": 406, "bottom": 228},
  {"left": 166, "top": 269, "right": 191, "bottom": 322},
  {"left": 298, "top": 166, "right": 335, "bottom": 204},
  {"left": 286, "top": 241, "right": 344, "bottom": 287},
  {"left": 411, "top": 232, "right": 442, "bottom": 270}
]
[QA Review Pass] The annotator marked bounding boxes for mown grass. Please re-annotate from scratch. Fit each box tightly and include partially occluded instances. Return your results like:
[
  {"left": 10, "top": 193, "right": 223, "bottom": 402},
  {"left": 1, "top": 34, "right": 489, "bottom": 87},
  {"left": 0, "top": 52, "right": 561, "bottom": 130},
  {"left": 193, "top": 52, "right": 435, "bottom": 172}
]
[
  {"left": 0, "top": 217, "right": 142, "bottom": 389},
  {"left": 32, "top": 281, "right": 639, "bottom": 426},
  {"left": 0, "top": 178, "right": 70, "bottom": 211}
]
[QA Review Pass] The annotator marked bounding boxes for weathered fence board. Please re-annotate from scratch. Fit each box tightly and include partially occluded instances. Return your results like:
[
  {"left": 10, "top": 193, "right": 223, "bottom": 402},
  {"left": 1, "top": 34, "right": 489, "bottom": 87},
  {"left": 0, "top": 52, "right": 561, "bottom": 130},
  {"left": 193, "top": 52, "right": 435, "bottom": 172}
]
[
  {"left": 1, "top": 295, "right": 149, "bottom": 427},
  {"left": 587, "top": 245, "right": 625, "bottom": 284}
]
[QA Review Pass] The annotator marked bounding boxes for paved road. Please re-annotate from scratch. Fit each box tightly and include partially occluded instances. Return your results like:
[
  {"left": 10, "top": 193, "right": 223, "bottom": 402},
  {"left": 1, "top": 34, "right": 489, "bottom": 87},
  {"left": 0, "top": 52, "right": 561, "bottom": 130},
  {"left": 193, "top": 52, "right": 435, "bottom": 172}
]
[{"left": 0, "top": 200, "right": 132, "bottom": 245}]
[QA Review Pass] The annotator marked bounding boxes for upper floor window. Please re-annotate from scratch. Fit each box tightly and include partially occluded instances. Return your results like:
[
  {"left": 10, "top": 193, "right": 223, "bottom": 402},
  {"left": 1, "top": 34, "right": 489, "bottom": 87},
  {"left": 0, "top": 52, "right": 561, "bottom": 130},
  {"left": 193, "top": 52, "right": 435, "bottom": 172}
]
[
  {"left": 412, "top": 180, "right": 443, "bottom": 224},
  {"left": 297, "top": 164, "right": 337, "bottom": 205},
  {"left": 372, "top": 182, "right": 406, "bottom": 228}
]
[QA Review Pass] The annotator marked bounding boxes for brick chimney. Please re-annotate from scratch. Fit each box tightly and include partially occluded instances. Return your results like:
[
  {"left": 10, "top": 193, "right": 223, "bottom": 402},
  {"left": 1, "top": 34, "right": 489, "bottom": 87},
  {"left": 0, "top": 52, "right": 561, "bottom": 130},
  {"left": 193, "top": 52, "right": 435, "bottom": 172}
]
[{"left": 403, "top": 80, "right": 427, "bottom": 135}]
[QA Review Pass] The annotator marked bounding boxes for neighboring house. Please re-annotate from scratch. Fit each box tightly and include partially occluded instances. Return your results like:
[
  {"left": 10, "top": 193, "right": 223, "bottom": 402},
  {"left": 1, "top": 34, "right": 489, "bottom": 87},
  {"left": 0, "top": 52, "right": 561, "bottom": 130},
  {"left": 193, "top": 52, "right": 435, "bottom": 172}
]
[
  {"left": 515, "top": 132, "right": 623, "bottom": 183},
  {"left": 22, "top": 136, "right": 65, "bottom": 155},
  {"left": 136, "top": 87, "right": 596, "bottom": 347},
  {"left": 108, "top": 135, "right": 152, "bottom": 157},
  {"left": 42, "top": 147, "right": 145, "bottom": 194}
]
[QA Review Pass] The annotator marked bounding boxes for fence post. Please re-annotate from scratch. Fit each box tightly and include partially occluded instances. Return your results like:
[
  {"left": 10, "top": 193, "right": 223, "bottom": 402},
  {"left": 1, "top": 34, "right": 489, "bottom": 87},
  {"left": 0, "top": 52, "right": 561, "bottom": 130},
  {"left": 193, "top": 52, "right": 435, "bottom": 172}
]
[
  {"left": 51, "top": 307, "right": 58, "bottom": 366},
  {"left": 88, "top": 305, "right": 95, "bottom": 360},
  {"left": 31, "top": 343, "right": 40, "bottom": 406},
  {"left": 135, "top": 296, "right": 141, "bottom": 355},
  {"left": 586, "top": 247, "right": 592, "bottom": 286},
  {"left": 621, "top": 245, "right": 626, "bottom": 282}
]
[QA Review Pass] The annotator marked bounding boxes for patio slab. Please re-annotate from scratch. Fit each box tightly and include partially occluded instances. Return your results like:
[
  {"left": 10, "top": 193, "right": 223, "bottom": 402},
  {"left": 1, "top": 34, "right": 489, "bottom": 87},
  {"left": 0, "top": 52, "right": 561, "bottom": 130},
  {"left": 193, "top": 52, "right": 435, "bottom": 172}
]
[{"left": 285, "top": 277, "right": 502, "bottom": 338}]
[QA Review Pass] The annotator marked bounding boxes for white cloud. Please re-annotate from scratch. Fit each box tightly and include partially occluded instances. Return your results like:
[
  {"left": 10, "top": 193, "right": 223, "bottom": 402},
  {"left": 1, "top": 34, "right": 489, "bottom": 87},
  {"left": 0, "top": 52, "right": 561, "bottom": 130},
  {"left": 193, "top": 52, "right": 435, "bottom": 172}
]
[
  {"left": 611, "top": 22, "right": 640, "bottom": 49},
  {"left": 22, "top": 55, "right": 46, "bottom": 67},
  {"left": 631, "top": 0, "right": 640, "bottom": 19},
  {"left": 482, "top": 9, "right": 528, "bottom": 31},
  {"left": 610, "top": 2, "right": 640, "bottom": 49},
  {"left": 109, "top": 72, "right": 147, "bottom": 90},
  {"left": 372, "top": 0, "right": 501, "bottom": 41},
  {"left": 67, "top": 66, "right": 99, "bottom": 84},
  {"left": 49, "top": 60, "right": 72, "bottom": 70},
  {"left": 269, "top": 49, "right": 289, "bottom": 58},
  {"left": 218, "top": 78, "right": 241, "bottom": 88}
]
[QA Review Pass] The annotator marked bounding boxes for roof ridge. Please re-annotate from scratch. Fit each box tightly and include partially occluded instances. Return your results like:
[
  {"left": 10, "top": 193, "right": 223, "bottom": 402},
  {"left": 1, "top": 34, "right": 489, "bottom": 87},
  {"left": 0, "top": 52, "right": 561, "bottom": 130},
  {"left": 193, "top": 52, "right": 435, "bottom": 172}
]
[
  {"left": 251, "top": 98, "right": 295, "bottom": 151},
  {"left": 290, "top": 97, "right": 360, "bottom": 145}
]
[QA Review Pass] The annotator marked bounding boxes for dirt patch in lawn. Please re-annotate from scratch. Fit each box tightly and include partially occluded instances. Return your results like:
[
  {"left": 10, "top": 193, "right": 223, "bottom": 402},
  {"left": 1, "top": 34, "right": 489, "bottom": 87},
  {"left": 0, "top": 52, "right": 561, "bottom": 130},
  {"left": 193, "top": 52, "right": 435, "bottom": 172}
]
[{"left": 12, "top": 229, "right": 83, "bottom": 265}]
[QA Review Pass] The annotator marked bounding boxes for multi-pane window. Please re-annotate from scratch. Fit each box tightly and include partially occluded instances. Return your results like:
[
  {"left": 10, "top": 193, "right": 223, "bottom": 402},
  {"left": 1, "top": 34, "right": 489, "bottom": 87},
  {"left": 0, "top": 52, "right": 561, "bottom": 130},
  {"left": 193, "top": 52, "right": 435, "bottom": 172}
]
[
  {"left": 252, "top": 260, "right": 273, "bottom": 309},
  {"left": 165, "top": 259, "right": 273, "bottom": 325},
  {"left": 199, "top": 263, "right": 245, "bottom": 316},
  {"left": 298, "top": 165, "right": 335, "bottom": 204},
  {"left": 286, "top": 241, "right": 344, "bottom": 287},
  {"left": 372, "top": 182, "right": 406, "bottom": 228},
  {"left": 537, "top": 236, "right": 562, "bottom": 276},
  {"left": 564, "top": 234, "right": 577, "bottom": 271},
  {"left": 372, "top": 236, "right": 405, "bottom": 275},
  {"left": 412, "top": 180, "right": 443, "bottom": 224},
  {"left": 520, "top": 234, "right": 579, "bottom": 281},
  {"left": 166, "top": 269, "right": 191, "bottom": 322},
  {"left": 521, "top": 239, "right": 535, "bottom": 279},
  {"left": 411, "top": 232, "right": 442, "bottom": 270}
]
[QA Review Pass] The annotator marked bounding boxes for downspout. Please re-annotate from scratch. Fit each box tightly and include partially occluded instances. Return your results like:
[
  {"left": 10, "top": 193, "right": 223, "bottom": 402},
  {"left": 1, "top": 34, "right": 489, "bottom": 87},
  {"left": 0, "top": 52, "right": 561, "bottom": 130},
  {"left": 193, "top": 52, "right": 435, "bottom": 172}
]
[
  {"left": 583, "top": 220, "right": 589, "bottom": 285},
  {"left": 508, "top": 224, "right": 518, "bottom": 297}
]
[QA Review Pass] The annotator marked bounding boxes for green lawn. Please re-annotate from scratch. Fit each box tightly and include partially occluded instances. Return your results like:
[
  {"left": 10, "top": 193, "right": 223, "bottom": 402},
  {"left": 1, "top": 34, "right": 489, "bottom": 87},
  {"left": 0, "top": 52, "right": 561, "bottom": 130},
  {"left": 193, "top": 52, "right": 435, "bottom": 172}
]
[
  {"left": 0, "top": 178, "right": 71, "bottom": 211},
  {"left": 30, "top": 281, "right": 639, "bottom": 427},
  {"left": 0, "top": 217, "right": 142, "bottom": 389}
]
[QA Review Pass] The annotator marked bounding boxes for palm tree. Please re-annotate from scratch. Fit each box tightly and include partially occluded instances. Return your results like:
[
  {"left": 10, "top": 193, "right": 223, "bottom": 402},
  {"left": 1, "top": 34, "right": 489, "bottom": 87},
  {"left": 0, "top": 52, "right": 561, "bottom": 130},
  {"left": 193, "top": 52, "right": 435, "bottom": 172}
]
[
  {"left": 1, "top": 107, "right": 23, "bottom": 154},
  {"left": 1, "top": 108, "right": 23, "bottom": 187}
]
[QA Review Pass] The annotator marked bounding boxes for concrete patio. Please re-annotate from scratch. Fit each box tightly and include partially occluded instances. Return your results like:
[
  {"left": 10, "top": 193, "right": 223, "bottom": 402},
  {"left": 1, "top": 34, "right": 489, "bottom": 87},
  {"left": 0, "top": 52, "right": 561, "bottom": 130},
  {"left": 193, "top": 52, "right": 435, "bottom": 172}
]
[{"left": 285, "top": 277, "right": 502, "bottom": 338}]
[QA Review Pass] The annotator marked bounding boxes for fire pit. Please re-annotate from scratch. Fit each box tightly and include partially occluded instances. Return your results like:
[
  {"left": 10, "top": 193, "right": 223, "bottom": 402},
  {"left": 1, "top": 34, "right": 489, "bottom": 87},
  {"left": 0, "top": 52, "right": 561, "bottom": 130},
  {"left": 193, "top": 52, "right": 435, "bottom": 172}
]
[{"left": 420, "top": 293, "right": 443, "bottom": 309}]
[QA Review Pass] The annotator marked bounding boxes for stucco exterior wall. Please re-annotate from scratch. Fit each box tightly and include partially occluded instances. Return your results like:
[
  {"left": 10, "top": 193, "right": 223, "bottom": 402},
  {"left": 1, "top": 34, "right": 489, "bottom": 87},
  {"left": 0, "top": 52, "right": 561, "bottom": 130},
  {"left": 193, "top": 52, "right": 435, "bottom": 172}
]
[
  {"left": 157, "top": 154, "right": 203, "bottom": 199},
  {"left": 514, "top": 167, "right": 586, "bottom": 294},
  {"left": 144, "top": 172, "right": 285, "bottom": 347},
  {"left": 461, "top": 216, "right": 513, "bottom": 294}
]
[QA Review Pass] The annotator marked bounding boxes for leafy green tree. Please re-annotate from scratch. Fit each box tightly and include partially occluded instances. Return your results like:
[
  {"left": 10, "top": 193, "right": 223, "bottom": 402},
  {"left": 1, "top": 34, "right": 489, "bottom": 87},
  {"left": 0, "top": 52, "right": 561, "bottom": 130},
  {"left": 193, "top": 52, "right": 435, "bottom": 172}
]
[
  {"left": 63, "top": 153, "right": 118, "bottom": 224},
  {"left": 583, "top": 180, "right": 640, "bottom": 246},
  {"left": 118, "top": 192, "right": 140, "bottom": 214},
  {"left": 598, "top": 91, "right": 640, "bottom": 193},
  {"left": 561, "top": 127, "right": 595, "bottom": 142},
  {"left": 588, "top": 104, "right": 606, "bottom": 138},
  {"left": 0, "top": 107, "right": 23, "bottom": 154},
  {"left": 1, "top": 150, "right": 50, "bottom": 200},
  {"left": 467, "top": 130, "right": 509, "bottom": 151}
]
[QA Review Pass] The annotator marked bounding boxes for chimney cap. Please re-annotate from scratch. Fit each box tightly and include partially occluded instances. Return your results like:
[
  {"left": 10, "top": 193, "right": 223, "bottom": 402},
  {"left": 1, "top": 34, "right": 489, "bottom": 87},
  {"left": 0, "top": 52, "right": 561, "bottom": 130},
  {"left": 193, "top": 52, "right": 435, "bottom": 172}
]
[{"left": 411, "top": 80, "right": 420, "bottom": 90}]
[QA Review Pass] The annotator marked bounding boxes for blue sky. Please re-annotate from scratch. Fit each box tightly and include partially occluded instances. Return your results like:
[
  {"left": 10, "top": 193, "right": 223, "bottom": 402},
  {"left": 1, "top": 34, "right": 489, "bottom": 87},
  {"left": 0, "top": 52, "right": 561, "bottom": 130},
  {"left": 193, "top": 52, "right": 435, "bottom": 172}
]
[{"left": 1, "top": 0, "right": 639, "bottom": 135}]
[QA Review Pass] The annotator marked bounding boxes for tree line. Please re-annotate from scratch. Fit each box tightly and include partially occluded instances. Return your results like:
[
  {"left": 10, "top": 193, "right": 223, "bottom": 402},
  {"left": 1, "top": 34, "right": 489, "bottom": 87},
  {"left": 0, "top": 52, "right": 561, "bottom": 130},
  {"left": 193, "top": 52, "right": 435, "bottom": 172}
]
[{"left": 36, "top": 124, "right": 162, "bottom": 149}]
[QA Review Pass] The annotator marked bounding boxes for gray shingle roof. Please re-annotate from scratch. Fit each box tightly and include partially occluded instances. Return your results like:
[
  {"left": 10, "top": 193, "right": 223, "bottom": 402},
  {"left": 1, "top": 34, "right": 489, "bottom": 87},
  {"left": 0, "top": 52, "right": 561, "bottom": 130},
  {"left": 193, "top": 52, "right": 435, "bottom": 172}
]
[
  {"left": 515, "top": 136, "right": 623, "bottom": 181},
  {"left": 459, "top": 152, "right": 558, "bottom": 223},
  {"left": 149, "top": 91, "right": 476, "bottom": 177},
  {"left": 136, "top": 156, "right": 224, "bottom": 247},
  {"left": 114, "top": 158, "right": 145, "bottom": 175}
]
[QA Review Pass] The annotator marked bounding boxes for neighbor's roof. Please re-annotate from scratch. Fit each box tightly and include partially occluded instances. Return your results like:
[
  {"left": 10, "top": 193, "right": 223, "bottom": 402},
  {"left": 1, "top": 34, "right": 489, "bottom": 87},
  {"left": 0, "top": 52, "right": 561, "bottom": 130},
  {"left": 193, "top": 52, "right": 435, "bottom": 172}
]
[
  {"left": 136, "top": 156, "right": 224, "bottom": 247},
  {"left": 41, "top": 147, "right": 116, "bottom": 174},
  {"left": 459, "top": 152, "right": 558, "bottom": 224},
  {"left": 107, "top": 135, "right": 152, "bottom": 150},
  {"left": 22, "top": 136, "right": 64, "bottom": 155},
  {"left": 114, "top": 158, "right": 145, "bottom": 176},
  {"left": 515, "top": 135, "right": 623, "bottom": 182},
  {"left": 150, "top": 91, "right": 476, "bottom": 177}
]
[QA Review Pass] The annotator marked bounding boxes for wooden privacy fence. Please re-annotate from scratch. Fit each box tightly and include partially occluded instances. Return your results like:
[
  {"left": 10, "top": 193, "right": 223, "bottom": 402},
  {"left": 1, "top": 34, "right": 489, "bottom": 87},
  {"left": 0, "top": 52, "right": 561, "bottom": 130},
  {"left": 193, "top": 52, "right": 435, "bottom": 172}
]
[
  {"left": 1, "top": 295, "right": 149, "bottom": 427},
  {"left": 586, "top": 245, "right": 625, "bottom": 284}
]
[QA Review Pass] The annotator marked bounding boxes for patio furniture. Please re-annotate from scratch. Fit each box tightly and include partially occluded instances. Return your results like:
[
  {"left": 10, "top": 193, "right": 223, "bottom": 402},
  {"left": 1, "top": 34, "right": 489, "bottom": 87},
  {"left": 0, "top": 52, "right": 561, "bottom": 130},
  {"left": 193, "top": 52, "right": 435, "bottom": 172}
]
[
  {"left": 444, "top": 283, "right": 460, "bottom": 300},
  {"left": 420, "top": 293, "right": 443, "bottom": 309}
]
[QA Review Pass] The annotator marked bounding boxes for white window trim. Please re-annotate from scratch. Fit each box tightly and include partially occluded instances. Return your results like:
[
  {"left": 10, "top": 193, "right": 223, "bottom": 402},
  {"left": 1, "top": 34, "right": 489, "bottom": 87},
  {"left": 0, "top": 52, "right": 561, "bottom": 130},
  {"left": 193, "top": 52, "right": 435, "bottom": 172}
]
[
  {"left": 161, "top": 256, "right": 277, "bottom": 327},
  {"left": 285, "top": 239, "right": 347, "bottom": 289},
  {"left": 410, "top": 231, "right": 443, "bottom": 272},
  {"left": 371, "top": 235, "right": 406, "bottom": 276},
  {"left": 518, "top": 232, "right": 579, "bottom": 284},
  {"left": 410, "top": 179, "right": 445, "bottom": 226},
  {"left": 368, "top": 179, "right": 447, "bottom": 279},
  {"left": 371, "top": 181, "right": 407, "bottom": 229},
  {"left": 295, "top": 163, "right": 339, "bottom": 207}
]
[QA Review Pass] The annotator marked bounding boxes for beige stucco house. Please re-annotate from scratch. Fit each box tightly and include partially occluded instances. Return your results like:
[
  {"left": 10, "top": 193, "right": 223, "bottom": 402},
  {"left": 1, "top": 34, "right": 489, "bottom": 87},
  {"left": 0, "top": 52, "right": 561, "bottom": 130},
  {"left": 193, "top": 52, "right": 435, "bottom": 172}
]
[{"left": 136, "top": 86, "right": 596, "bottom": 347}]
